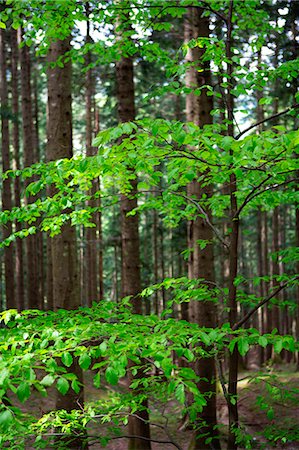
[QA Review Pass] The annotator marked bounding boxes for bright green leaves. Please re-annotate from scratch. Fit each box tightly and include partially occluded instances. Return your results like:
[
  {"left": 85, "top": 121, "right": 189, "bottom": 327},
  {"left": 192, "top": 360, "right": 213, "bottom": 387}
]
[
  {"left": 40, "top": 374, "right": 55, "bottom": 387},
  {"left": 175, "top": 383, "right": 185, "bottom": 404},
  {"left": 105, "top": 366, "right": 119, "bottom": 386},
  {"left": 61, "top": 352, "right": 73, "bottom": 368},
  {"left": 57, "top": 377, "right": 70, "bottom": 395},
  {"left": 78, "top": 352, "right": 91, "bottom": 370},
  {"left": 0, "top": 410, "right": 13, "bottom": 429},
  {"left": 16, "top": 382, "right": 31, "bottom": 403}
]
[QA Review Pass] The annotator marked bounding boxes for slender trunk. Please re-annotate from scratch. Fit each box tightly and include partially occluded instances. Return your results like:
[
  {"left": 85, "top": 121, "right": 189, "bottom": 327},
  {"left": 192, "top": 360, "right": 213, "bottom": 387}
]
[
  {"left": 85, "top": 7, "right": 98, "bottom": 306},
  {"left": 225, "top": 2, "right": 240, "bottom": 449},
  {"left": 33, "top": 65, "right": 45, "bottom": 308},
  {"left": 94, "top": 108, "right": 104, "bottom": 299},
  {"left": 19, "top": 28, "right": 39, "bottom": 309},
  {"left": 0, "top": 27, "right": 15, "bottom": 309},
  {"left": 47, "top": 36, "right": 85, "bottom": 449},
  {"left": 184, "top": 7, "right": 220, "bottom": 450},
  {"left": 271, "top": 207, "right": 281, "bottom": 337},
  {"left": 115, "top": 21, "right": 151, "bottom": 447},
  {"left": 11, "top": 29, "right": 25, "bottom": 311}
]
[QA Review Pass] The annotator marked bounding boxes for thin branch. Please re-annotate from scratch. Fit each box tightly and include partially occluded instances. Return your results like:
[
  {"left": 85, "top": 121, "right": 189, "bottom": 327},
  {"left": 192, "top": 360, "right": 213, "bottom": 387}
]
[
  {"left": 109, "top": 434, "right": 183, "bottom": 450},
  {"left": 170, "top": 190, "right": 229, "bottom": 249},
  {"left": 232, "top": 276, "right": 299, "bottom": 331},
  {"left": 235, "top": 177, "right": 299, "bottom": 218},
  {"left": 234, "top": 103, "right": 299, "bottom": 140}
]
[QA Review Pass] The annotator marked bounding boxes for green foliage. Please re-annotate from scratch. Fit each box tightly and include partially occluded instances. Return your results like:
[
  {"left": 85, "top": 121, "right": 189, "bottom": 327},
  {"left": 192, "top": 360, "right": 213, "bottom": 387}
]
[{"left": 0, "top": 301, "right": 297, "bottom": 447}]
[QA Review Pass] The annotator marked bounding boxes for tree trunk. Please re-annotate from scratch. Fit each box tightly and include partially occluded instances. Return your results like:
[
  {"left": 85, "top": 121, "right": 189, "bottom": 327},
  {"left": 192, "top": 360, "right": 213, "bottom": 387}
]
[
  {"left": 0, "top": 27, "right": 15, "bottom": 309},
  {"left": 116, "top": 33, "right": 151, "bottom": 449},
  {"left": 47, "top": 36, "right": 85, "bottom": 449},
  {"left": 85, "top": 6, "right": 99, "bottom": 306},
  {"left": 18, "top": 28, "right": 40, "bottom": 309},
  {"left": 184, "top": 7, "right": 220, "bottom": 450},
  {"left": 225, "top": 2, "right": 240, "bottom": 449}
]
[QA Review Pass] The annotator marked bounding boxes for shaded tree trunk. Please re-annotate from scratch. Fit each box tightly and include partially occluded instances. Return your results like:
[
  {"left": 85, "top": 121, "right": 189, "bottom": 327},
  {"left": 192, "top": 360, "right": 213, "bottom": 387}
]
[
  {"left": 116, "top": 25, "right": 151, "bottom": 448},
  {"left": 18, "top": 28, "right": 39, "bottom": 309},
  {"left": 0, "top": 27, "right": 15, "bottom": 309},
  {"left": 47, "top": 36, "right": 85, "bottom": 449},
  {"left": 85, "top": 5, "right": 99, "bottom": 306},
  {"left": 184, "top": 7, "right": 220, "bottom": 450},
  {"left": 225, "top": 2, "right": 240, "bottom": 449}
]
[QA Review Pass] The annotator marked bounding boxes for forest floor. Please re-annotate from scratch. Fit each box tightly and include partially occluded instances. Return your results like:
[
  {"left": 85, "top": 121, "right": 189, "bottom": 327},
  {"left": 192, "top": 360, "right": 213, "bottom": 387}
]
[{"left": 17, "top": 364, "right": 299, "bottom": 450}]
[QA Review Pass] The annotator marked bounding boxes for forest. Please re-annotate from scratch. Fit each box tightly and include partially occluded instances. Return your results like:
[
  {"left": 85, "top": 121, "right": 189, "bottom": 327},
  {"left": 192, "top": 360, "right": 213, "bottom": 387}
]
[{"left": 0, "top": 0, "right": 298, "bottom": 449}]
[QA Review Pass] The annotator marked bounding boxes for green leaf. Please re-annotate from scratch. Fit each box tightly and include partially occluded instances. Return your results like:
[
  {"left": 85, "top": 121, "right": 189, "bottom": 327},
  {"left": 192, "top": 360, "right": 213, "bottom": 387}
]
[
  {"left": 61, "top": 352, "right": 73, "bottom": 368},
  {"left": 79, "top": 352, "right": 91, "bottom": 370},
  {"left": 0, "top": 410, "right": 13, "bottom": 429},
  {"left": 16, "top": 382, "right": 30, "bottom": 403},
  {"left": 274, "top": 339, "right": 283, "bottom": 354},
  {"left": 105, "top": 366, "right": 119, "bottom": 385},
  {"left": 93, "top": 371, "right": 101, "bottom": 388},
  {"left": 259, "top": 97, "right": 273, "bottom": 105},
  {"left": 175, "top": 383, "right": 185, "bottom": 404},
  {"left": 0, "top": 368, "right": 9, "bottom": 386},
  {"left": 258, "top": 336, "right": 268, "bottom": 348},
  {"left": 267, "top": 407, "right": 274, "bottom": 420},
  {"left": 0, "top": 22, "right": 6, "bottom": 29},
  {"left": 237, "top": 337, "right": 249, "bottom": 356},
  {"left": 40, "top": 374, "right": 55, "bottom": 387},
  {"left": 57, "top": 377, "right": 70, "bottom": 395},
  {"left": 71, "top": 379, "right": 80, "bottom": 394}
]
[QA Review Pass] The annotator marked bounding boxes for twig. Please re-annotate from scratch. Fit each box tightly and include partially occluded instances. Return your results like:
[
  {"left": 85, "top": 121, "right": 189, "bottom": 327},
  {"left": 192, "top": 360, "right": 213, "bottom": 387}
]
[
  {"left": 232, "top": 276, "right": 299, "bottom": 331},
  {"left": 235, "top": 177, "right": 299, "bottom": 218},
  {"left": 234, "top": 103, "right": 299, "bottom": 140},
  {"left": 170, "top": 190, "right": 229, "bottom": 249}
]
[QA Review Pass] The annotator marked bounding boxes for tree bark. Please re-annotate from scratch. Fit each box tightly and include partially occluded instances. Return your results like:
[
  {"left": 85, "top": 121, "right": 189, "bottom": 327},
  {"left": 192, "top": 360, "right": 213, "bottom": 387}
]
[
  {"left": 0, "top": 27, "right": 15, "bottom": 309},
  {"left": 85, "top": 5, "right": 99, "bottom": 306},
  {"left": 225, "top": 2, "right": 240, "bottom": 449},
  {"left": 47, "top": 36, "right": 85, "bottom": 449},
  {"left": 116, "top": 24, "right": 151, "bottom": 449},
  {"left": 18, "top": 28, "right": 40, "bottom": 309},
  {"left": 184, "top": 7, "right": 220, "bottom": 450}
]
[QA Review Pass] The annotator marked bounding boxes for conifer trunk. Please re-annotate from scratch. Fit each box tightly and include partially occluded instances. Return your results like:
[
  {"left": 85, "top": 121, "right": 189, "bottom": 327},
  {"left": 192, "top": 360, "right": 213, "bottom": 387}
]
[
  {"left": 115, "top": 29, "right": 151, "bottom": 449},
  {"left": 47, "top": 36, "right": 85, "bottom": 449},
  {"left": 10, "top": 28, "right": 24, "bottom": 310},
  {"left": 85, "top": 5, "right": 99, "bottom": 306},
  {"left": 19, "top": 29, "right": 40, "bottom": 309},
  {"left": 0, "top": 27, "right": 15, "bottom": 309},
  {"left": 184, "top": 7, "right": 220, "bottom": 450}
]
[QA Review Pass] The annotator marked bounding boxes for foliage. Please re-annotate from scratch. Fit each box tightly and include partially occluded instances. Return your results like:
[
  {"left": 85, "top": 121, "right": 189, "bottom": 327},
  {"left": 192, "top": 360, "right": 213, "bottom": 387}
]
[
  {"left": 0, "top": 0, "right": 298, "bottom": 448},
  {"left": 0, "top": 299, "right": 298, "bottom": 448}
]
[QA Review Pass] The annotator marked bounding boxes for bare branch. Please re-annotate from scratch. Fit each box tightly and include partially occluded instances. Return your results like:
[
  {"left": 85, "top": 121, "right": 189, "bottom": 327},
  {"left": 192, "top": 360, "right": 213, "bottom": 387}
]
[
  {"left": 234, "top": 103, "right": 299, "bottom": 140},
  {"left": 170, "top": 191, "right": 229, "bottom": 249},
  {"left": 232, "top": 276, "right": 299, "bottom": 331},
  {"left": 235, "top": 176, "right": 298, "bottom": 218}
]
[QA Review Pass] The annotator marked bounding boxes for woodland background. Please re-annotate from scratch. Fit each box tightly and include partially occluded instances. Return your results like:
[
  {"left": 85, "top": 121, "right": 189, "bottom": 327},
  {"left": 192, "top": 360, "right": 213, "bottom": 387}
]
[{"left": 0, "top": 0, "right": 298, "bottom": 449}]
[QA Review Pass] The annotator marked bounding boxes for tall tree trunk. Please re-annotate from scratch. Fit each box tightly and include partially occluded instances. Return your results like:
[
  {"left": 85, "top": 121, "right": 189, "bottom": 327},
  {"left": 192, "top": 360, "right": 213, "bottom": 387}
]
[
  {"left": 47, "top": 36, "right": 85, "bottom": 449},
  {"left": 116, "top": 22, "right": 151, "bottom": 448},
  {"left": 10, "top": 28, "right": 25, "bottom": 311},
  {"left": 85, "top": 5, "right": 99, "bottom": 306},
  {"left": 33, "top": 64, "right": 45, "bottom": 308},
  {"left": 0, "top": 27, "right": 15, "bottom": 309},
  {"left": 18, "top": 29, "right": 39, "bottom": 309},
  {"left": 225, "top": 2, "right": 240, "bottom": 449},
  {"left": 94, "top": 108, "right": 104, "bottom": 299},
  {"left": 184, "top": 7, "right": 220, "bottom": 450}
]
